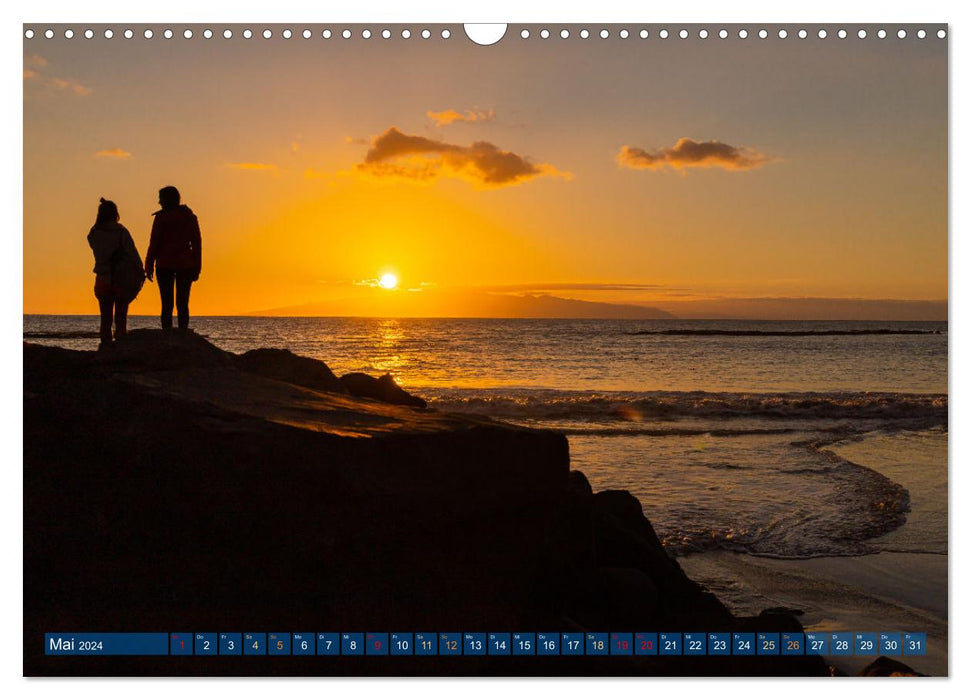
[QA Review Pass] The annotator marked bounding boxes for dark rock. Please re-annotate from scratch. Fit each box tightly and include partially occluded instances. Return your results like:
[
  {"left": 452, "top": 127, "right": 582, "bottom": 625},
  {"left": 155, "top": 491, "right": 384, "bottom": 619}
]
[
  {"left": 97, "top": 328, "right": 235, "bottom": 371},
  {"left": 590, "top": 489, "right": 730, "bottom": 626},
  {"left": 236, "top": 345, "right": 428, "bottom": 408},
  {"left": 340, "top": 371, "right": 428, "bottom": 408},
  {"left": 857, "top": 656, "right": 925, "bottom": 676},
  {"left": 76, "top": 329, "right": 428, "bottom": 410},
  {"left": 600, "top": 566, "right": 659, "bottom": 626},
  {"left": 236, "top": 347, "right": 344, "bottom": 393},
  {"left": 568, "top": 469, "right": 594, "bottom": 498},
  {"left": 23, "top": 332, "right": 830, "bottom": 677},
  {"left": 760, "top": 606, "right": 805, "bottom": 617}
]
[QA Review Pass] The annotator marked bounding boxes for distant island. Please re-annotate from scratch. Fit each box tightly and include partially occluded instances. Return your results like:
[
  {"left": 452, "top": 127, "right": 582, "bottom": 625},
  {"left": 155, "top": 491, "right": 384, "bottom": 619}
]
[
  {"left": 242, "top": 290, "right": 946, "bottom": 322},
  {"left": 250, "top": 290, "right": 676, "bottom": 319}
]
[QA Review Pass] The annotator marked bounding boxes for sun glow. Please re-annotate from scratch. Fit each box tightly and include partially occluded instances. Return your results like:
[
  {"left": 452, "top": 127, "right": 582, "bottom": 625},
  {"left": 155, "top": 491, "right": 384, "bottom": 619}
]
[{"left": 378, "top": 273, "right": 399, "bottom": 290}]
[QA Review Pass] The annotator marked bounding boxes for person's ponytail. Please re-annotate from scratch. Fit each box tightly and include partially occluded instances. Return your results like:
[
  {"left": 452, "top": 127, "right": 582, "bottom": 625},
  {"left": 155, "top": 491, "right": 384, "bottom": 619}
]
[{"left": 95, "top": 198, "right": 120, "bottom": 227}]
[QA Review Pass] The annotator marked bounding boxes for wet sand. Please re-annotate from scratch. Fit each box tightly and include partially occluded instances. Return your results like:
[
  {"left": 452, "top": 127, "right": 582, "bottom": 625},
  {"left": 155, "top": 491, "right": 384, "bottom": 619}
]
[{"left": 679, "top": 550, "right": 947, "bottom": 676}]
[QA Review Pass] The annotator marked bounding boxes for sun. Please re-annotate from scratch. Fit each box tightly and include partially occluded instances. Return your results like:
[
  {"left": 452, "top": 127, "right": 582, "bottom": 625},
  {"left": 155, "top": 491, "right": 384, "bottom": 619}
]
[{"left": 378, "top": 272, "right": 398, "bottom": 290}]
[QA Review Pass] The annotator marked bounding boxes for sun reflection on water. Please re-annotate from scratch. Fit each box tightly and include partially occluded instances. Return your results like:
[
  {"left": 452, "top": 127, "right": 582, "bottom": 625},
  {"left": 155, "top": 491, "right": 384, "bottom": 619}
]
[{"left": 367, "top": 319, "right": 408, "bottom": 380}]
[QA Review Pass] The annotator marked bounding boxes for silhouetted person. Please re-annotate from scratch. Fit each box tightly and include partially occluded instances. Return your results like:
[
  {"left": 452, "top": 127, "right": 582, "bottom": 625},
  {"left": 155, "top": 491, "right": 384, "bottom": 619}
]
[
  {"left": 87, "top": 198, "right": 145, "bottom": 350},
  {"left": 145, "top": 186, "right": 202, "bottom": 330}
]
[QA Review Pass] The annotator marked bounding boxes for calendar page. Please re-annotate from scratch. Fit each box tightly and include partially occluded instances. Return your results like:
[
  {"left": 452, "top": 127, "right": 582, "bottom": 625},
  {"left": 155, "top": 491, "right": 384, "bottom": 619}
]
[{"left": 22, "top": 20, "right": 947, "bottom": 678}]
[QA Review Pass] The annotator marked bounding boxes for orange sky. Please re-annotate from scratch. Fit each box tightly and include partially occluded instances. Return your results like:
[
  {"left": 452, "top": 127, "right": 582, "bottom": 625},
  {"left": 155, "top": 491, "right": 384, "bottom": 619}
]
[{"left": 23, "top": 27, "right": 947, "bottom": 318}]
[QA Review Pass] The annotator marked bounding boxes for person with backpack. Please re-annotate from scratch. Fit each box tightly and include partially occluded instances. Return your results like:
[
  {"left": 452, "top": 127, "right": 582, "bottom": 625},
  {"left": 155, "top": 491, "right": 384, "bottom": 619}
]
[
  {"left": 144, "top": 186, "right": 202, "bottom": 331},
  {"left": 87, "top": 197, "right": 146, "bottom": 350}
]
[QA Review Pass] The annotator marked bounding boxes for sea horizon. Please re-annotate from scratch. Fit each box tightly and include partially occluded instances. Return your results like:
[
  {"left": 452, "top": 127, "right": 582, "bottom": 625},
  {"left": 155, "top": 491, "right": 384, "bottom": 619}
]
[{"left": 24, "top": 312, "right": 950, "bottom": 322}]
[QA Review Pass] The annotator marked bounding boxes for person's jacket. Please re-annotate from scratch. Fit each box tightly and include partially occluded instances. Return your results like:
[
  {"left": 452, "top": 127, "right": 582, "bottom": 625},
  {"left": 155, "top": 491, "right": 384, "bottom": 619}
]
[
  {"left": 145, "top": 204, "right": 202, "bottom": 275},
  {"left": 87, "top": 223, "right": 141, "bottom": 276}
]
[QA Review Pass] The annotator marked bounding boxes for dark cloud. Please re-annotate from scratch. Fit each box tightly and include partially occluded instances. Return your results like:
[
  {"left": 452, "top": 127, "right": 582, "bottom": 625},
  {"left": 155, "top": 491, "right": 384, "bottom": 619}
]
[
  {"left": 618, "top": 138, "right": 771, "bottom": 172},
  {"left": 356, "top": 127, "right": 568, "bottom": 187}
]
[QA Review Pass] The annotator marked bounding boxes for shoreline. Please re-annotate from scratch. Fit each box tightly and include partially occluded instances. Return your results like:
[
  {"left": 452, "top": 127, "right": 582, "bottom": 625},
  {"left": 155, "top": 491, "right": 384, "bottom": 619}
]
[{"left": 679, "top": 550, "right": 947, "bottom": 676}]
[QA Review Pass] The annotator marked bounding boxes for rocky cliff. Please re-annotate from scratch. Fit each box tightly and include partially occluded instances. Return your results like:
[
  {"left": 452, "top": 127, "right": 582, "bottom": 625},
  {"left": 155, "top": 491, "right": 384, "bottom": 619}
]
[{"left": 24, "top": 330, "right": 834, "bottom": 676}]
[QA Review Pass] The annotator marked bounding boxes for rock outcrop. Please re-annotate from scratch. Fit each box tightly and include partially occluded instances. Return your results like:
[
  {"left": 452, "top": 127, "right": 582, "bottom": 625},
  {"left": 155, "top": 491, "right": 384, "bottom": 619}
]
[
  {"left": 857, "top": 657, "right": 924, "bottom": 677},
  {"left": 24, "top": 330, "right": 829, "bottom": 676}
]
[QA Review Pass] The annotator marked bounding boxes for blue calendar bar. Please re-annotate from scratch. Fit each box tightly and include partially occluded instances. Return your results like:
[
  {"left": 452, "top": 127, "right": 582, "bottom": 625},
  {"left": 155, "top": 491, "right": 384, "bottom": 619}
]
[
  {"left": 806, "top": 632, "right": 828, "bottom": 655},
  {"left": 293, "top": 633, "right": 314, "bottom": 655},
  {"left": 44, "top": 630, "right": 928, "bottom": 657},
  {"left": 45, "top": 633, "right": 169, "bottom": 655},
  {"left": 537, "top": 632, "right": 559, "bottom": 655},
  {"left": 415, "top": 632, "right": 437, "bottom": 655},
  {"left": 904, "top": 632, "right": 927, "bottom": 656}
]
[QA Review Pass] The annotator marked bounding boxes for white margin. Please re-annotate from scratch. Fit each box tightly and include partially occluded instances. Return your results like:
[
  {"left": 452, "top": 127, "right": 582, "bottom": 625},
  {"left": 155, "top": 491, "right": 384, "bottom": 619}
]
[{"left": 4, "top": 1, "right": 966, "bottom": 699}]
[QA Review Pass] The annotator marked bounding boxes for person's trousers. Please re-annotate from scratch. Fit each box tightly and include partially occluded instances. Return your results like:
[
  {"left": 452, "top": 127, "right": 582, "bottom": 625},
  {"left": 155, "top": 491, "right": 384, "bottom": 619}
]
[
  {"left": 156, "top": 268, "right": 194, "bottom": 330},
  {"left": 96, "top": 294, "right": 129, "bottom": 344}
]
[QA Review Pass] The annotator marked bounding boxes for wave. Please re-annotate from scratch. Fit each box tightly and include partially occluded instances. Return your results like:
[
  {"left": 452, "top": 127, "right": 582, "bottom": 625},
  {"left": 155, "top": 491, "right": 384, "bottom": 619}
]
[
  {"left": 425, "top": 388, "right": 947, "bottom": 423},
  {"left": 659, "top": 441, "right": 913, "bottom": 559},
  {"left": 627, "top": 328, "right": 942, "bottom": 336},
  {"left": 23, "top": 330, "right": 102, "bottom": 339}
]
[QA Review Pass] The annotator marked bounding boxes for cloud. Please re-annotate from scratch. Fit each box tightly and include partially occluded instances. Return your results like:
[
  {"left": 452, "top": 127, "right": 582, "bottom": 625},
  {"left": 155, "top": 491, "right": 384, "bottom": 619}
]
[
  {"left": 23, "top": 55, "right": 92, "bottom": 96},
  {"left": 479, "top": 282, "right": 671, "bottom": 293},
  {"left": 355, "top": 127, "right": 568, "bottom": 188},
  {"left": 618, "top": 138, "right": 771, "bottom": 172},
  {"left": 226, "top": 162, "right": 279, "bottom": 173},
  {"left": 303, "top": 168, "right": 329, "bottom": 180},
  {"left": 95, "top": 148, "right": 132, "bottom": 159},
  {"left": 48, "top": 77, "right": 93, "bottom": 96},
  {"left": 427, "top": 108, "right": 496, "bottom": 127}
]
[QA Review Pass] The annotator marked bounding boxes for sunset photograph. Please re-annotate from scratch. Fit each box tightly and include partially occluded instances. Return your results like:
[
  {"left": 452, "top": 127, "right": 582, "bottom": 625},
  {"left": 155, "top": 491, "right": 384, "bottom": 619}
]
[{"left": 22, "top": 22, "right": 947, "bottom": 679}]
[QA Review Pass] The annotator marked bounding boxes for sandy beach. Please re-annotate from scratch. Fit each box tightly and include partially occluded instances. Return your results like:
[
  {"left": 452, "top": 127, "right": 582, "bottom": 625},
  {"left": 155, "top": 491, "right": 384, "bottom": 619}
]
[{"left": 680, "top": 551, "right": 947, "bottom": 675}]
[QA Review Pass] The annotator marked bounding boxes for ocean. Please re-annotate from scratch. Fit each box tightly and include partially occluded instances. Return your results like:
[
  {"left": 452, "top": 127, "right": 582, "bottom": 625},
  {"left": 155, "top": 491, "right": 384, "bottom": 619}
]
[
  {"left": 25, "top": 315, "right": 949, "bottom": 671},
  {"left": 23, "top": 316, "right": 947, "bottom": 561}
]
